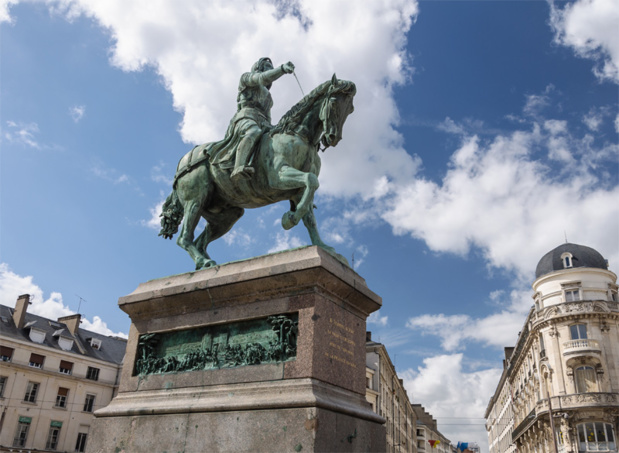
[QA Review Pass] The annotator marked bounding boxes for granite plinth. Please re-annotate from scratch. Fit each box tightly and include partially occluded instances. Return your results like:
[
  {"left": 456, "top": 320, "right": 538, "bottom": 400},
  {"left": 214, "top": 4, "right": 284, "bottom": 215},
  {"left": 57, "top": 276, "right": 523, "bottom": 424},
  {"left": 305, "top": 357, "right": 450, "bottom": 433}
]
[{"left": 88, "top": 246, "right": 385, "bottom": 452}]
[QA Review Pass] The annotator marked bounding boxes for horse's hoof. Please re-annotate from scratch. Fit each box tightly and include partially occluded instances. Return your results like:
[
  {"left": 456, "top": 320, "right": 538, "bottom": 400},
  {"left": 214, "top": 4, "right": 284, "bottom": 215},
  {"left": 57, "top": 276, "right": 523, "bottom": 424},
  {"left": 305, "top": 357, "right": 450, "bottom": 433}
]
[
  {"left": 196, "top": 259, "right": 217, "bottom": 270},
  {"left": 281, "top": 212, "right": 297, "bottom": 230}
]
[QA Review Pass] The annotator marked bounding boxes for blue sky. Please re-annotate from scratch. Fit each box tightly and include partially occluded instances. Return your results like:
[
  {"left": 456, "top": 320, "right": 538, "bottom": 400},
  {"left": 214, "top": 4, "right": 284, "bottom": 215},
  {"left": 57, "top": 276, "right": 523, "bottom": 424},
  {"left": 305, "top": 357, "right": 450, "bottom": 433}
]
[{"left": 1, "top": 0, "right": 618, "bottom": 448}]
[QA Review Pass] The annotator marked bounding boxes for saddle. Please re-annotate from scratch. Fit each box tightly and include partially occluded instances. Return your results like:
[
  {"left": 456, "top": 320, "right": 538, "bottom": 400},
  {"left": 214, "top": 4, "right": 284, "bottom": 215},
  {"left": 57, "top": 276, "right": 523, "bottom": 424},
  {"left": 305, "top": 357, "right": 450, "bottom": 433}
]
[{"left": 173, "top": 143, "right": 211, "bottom": 188}]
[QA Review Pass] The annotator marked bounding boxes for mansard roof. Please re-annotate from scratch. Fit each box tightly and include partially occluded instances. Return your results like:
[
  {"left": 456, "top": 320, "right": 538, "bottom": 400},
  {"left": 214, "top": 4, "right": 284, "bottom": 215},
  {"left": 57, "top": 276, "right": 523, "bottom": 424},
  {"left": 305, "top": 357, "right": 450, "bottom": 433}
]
[{"left": 0, "top": 304, "right": 126, "bottom": 365}]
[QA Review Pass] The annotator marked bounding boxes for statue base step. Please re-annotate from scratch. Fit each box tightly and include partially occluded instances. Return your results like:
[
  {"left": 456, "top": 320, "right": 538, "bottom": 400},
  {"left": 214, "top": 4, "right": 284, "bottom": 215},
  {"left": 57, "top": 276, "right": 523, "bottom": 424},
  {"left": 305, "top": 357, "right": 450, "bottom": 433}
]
[{"left": 88, "top": 246, "right": 385, "bottom": 452}]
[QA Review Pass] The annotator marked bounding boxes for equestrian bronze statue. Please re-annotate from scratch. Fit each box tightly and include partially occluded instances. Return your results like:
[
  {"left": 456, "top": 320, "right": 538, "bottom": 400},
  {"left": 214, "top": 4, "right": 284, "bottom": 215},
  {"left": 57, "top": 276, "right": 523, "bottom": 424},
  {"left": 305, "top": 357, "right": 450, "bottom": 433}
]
[{"left": 159, "top": 58, "right": 356, "bottom": 270}]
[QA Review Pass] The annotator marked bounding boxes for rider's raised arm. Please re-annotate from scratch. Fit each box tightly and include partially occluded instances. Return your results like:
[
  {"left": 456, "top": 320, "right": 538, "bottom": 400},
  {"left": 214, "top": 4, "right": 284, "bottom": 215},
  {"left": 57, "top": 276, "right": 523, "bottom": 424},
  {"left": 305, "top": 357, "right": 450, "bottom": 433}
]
[{"left": 243, "top": 62, "right": 294, "bottom": 87}]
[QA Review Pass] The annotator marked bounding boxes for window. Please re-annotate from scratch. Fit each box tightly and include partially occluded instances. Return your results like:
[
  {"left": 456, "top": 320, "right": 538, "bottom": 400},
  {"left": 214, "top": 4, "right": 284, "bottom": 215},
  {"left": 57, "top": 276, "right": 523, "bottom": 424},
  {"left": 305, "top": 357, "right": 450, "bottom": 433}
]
[
  {"left": 565, "top": 289, "right": 580, "bottom": 302},
  {"left": 75, "top": 432, "right": 88, "bottom": 452},
  {"left": 578, "top": 422, "right": 616, "bottom": 452},
  {"left": 86, "top": 366, "right": 100, "bottom": 381},
  {"left": 13, "top": 416, "right": 31, "bottom": 447},
  {"left": 59, "top": 360, "right": 73, "bottom": 375},
  {"left": 28, "top": 353, "right": 45, "bottom": 368},
  {"left": 575, "top": 366, "right": 598, "bottom": 393},
  {"left": 46, "top": 422, "right": 62, "bottom": 450},
  {"left": 570, "top": 324, "right": 588, "bottom": 340},
  {"left": 55, "top": 387, "right": 69, "bottom": 408},
  {"left": 23, "top": 382, "right": 39, "bottom": 403},
  {"left": 1, "top": 346, "right": 14, "bottom": 361},
  {"left": 89, "top": 338, "right": 102, "bottom": 350},
  {"left": 0, "top": 376, "right": 6, "bottom": 397},
  {"left": 562, "top": 254, "right": 573, "bottom": 268},
  {"left": 83, "top": 393, "right": 96, "bottom": 412}
]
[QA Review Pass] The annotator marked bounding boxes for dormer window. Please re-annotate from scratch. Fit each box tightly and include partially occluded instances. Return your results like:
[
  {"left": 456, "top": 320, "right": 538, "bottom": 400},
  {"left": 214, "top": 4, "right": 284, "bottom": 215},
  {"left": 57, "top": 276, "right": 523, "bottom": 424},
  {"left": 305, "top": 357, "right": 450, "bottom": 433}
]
[
  {"left": 88, "top": 338, "right": 102, "bottom": 350},
  {"left": 561, "top": 252, "right": 573, "bottom": 269}
]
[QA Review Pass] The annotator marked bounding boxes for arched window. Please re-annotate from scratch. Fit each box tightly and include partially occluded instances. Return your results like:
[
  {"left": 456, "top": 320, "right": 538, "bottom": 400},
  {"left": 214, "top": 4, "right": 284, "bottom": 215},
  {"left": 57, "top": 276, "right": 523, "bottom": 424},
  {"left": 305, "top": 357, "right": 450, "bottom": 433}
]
[
  {"left": 561, "top": 253, "right": 573, "bottom": 269},
  {"left": 577, "top": 422, "right": 616, "bottom": 452},
  {"left": 574, "top": 366, "right": 598, "bottom": 393}
]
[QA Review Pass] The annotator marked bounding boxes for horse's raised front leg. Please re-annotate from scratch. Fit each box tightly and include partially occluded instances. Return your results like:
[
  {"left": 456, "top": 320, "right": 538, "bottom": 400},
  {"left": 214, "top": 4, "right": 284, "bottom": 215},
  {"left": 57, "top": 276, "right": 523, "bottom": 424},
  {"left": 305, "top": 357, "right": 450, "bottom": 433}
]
[
  {"left": 269, "top": 166, "right": 318, "bottom": 230},
  {"left": 302, "top": 208, "right": 349, "bottom": 266}
]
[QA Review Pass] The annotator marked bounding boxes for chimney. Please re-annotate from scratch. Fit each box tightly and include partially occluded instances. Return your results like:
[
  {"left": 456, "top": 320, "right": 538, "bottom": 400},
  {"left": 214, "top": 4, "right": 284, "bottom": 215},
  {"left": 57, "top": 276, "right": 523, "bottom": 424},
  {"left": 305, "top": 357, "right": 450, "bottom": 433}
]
[
  {"left": 366, "top": 331, "right": 372, "bottom": 342},
  {"left": 58, "top": 314, "right": 81, "bottom": 335},
  {"left": 12, "top": 294, "right": 31, "bottom": 329}
]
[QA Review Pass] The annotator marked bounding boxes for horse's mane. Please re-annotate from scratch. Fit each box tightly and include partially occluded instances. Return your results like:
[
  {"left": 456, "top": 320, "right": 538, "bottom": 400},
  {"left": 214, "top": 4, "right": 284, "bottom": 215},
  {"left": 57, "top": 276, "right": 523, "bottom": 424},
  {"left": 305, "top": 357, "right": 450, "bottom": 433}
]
[{"left": 271, "top": 78, "right": 356, "bottom": 135}]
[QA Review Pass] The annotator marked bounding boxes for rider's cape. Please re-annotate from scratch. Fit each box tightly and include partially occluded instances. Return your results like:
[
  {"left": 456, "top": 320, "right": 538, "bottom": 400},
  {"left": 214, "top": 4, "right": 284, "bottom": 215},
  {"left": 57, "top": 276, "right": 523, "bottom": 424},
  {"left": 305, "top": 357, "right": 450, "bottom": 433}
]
[{"left": 173, "top": 107, "right": 270, "bottom": 188}]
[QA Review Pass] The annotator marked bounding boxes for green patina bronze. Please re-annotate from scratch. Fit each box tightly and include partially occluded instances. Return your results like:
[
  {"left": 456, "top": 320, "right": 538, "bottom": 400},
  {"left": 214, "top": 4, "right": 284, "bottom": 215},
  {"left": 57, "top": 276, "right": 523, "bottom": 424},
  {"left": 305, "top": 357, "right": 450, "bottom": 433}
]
[
  {"left": 133, "top": 314, "right": 298, "bottom": 376},
  {"left": 159, "top": 58, "right": 356, "bottom": 270}
]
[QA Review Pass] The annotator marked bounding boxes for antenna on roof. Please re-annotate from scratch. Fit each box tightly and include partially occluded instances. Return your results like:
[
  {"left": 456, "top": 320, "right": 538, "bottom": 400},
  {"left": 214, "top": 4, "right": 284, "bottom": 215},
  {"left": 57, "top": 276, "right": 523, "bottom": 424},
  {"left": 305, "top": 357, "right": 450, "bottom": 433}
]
[
  {"left": 564, "top": 231, "right": 568, "bottom": 243},
  {"left": 352, "top": 252, "right": 355, "bottom": 270},
  {"left": 75, "top": 294, "right": 87, "bottom": 314}
]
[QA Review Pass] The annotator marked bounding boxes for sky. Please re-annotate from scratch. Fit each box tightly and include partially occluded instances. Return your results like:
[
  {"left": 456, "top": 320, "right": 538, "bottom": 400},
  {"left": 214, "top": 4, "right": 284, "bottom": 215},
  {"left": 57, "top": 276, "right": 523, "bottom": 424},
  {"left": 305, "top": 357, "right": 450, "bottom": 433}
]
[{"left": 1, "top": 0, "right": 618, "bottom": 449}]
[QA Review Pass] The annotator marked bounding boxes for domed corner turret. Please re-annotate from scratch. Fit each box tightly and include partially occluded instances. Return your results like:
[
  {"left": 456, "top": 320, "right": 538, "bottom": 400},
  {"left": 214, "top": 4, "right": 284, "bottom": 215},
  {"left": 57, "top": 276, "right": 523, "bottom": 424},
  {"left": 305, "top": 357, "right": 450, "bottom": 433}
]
[
  {"left": 532, "top": 243, "right": 617, "bottom": 310},
  {"left": 535, "top": 243, "right": 609, "bottom": 279}
]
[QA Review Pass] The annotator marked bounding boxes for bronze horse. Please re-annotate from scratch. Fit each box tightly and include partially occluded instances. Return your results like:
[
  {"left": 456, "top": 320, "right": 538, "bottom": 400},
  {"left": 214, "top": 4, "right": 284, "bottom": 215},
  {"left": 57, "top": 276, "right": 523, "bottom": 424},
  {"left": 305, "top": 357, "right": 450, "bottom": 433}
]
[{"left": 160, "top": 75, "right": 356, "bottom": 269}]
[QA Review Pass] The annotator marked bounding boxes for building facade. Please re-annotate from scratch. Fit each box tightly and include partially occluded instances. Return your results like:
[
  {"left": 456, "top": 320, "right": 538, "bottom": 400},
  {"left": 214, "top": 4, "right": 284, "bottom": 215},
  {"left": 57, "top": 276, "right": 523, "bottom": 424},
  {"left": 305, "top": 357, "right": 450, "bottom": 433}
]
[
  {"left": 484, "top": 348, "right": 516, "bottom": 453},
  {"left": 366, "top": 333, "right": 418, "bottom": 453},
  {"left": 485, "top": 243, "right": 619, "bottom": 453},
  {"left": 413, "top": 404, "right": 453, "bottom": 453},
  {"left": 0, "top": 295, "right": 126, "bottom": 452}
]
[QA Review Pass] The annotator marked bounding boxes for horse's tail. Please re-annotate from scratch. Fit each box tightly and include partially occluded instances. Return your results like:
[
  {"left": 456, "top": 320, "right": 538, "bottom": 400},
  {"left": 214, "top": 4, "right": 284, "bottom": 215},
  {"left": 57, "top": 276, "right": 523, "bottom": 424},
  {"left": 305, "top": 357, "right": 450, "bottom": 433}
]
[{"left": 158, "top": 189, "right": 184, "bottom": 239}]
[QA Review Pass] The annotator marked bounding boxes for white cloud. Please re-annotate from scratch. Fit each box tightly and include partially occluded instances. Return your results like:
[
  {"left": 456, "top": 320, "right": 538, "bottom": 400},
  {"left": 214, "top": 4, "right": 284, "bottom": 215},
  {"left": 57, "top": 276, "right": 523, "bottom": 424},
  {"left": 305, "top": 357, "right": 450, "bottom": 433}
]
[
  {"left": 367, "top": 311, "right": 388, "bottom": 327},
  {"left": 69, "top": 105, "right": 85, "bottom": 122},
  {"left": 0, "top": 0, "right": 19, "bottom": 23},
  {"left": 3, "top": 120, "right": 41, "bottom": 148},
  {"left": 4, "top": 0, "right": 421, "bottom": 200},
  {"left": 91, "top": 161, "right": 131, "bottom": 185},
  {"left": 401, "top": 354, "right": 502, "bottom": 451},
  {"left": 223, "top": 229, "right": 253, "bottom": 247},
  {"left": 550, "top": 0, "right": 619, "bottom": 83},
  {"left": 381, "top": 119, "right": 619, "bottom": 283},
  {"left": 143, "top": 197, "right": 165, "bottom": 230},
  {"left": 267, "top": 231, "right": 304, "bottom": 253},
  {"left": 406, "top": 289, "right": 531, "bottom": 352},
  {"left": 583, "top": 110, "right": 603, "bottom": 131},
  {"left": 0, "top": 263, "right": 127, "bottom": 338},
  {"left": 523, "top": 84, "right": 555, "bottom": 118},
  {"left": 151, "top": 162, "right": 174, "bottom": 185}
]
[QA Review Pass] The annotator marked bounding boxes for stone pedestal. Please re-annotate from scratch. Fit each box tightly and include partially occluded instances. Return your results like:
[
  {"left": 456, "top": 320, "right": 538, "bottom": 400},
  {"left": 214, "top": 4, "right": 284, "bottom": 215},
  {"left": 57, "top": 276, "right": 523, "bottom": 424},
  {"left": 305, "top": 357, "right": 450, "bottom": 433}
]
[{"left": 88, "top": 246, "right": 385, "bottom": 452}]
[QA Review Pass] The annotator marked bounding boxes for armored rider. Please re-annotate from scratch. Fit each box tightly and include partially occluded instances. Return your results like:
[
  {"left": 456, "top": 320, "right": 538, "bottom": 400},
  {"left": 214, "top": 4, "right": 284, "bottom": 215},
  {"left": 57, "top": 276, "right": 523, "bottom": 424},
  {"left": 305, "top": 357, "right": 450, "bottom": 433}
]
[{"left": 230, "top": 57, "right": 295, "bottom": 181}]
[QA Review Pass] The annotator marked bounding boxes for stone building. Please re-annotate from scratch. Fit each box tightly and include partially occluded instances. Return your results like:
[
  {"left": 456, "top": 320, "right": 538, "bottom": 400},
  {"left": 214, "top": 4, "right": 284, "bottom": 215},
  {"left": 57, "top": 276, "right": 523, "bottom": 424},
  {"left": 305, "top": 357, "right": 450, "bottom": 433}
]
[
  {"left": 485, "top": 243, "right": 619, "bottom": 453},
  {"left": 484, "top": 347, "right": 516, "bottom": 453},
  {"left": 366, "top": 332, "right": 418, "bottom": 452},
  {"left": 413, "top": 404, "right": 453, "bottom": 453},
  {"left": 0, "top": 295, "right": 126, "bottom": 452}
]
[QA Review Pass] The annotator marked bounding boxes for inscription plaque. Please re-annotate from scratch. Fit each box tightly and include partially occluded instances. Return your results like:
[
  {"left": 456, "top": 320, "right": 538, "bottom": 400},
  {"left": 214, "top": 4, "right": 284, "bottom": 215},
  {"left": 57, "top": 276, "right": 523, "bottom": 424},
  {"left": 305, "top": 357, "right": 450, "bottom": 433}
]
[{"left": 325, "top": 317, "right": 357, "bottom": 369}]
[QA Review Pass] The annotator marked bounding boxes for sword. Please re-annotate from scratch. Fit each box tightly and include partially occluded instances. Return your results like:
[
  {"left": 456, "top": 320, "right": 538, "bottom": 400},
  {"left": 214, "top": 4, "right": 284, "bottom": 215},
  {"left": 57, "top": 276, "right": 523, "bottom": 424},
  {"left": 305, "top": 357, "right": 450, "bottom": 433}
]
[{"left": 293, "top": 71, "right": 305, "bottom": 97}]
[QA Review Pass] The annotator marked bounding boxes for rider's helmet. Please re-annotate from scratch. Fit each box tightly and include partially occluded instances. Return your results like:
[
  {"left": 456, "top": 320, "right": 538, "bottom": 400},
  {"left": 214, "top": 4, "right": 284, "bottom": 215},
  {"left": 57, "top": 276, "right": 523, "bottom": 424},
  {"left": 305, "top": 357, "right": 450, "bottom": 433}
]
[{"left": 252, "top": 57, "right": 273, "bottom": 73}]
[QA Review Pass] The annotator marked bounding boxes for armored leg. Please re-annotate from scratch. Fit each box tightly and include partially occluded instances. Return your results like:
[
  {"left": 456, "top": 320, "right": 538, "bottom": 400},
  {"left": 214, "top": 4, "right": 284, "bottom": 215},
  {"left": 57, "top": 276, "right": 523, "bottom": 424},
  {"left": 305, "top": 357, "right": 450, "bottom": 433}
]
[{"left": 231, "top": 125, "right": 261, "bottom": 182}]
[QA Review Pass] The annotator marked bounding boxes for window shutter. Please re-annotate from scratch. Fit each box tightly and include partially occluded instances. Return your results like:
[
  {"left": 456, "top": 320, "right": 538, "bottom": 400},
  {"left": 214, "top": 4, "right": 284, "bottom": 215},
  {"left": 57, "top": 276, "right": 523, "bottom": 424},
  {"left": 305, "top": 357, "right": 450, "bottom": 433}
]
[
  {"left": 29, "top": 353, "right": 45, "bottom": 365},
  {"left": 59, "top": 360, "right": 73, "bottom": 371}
]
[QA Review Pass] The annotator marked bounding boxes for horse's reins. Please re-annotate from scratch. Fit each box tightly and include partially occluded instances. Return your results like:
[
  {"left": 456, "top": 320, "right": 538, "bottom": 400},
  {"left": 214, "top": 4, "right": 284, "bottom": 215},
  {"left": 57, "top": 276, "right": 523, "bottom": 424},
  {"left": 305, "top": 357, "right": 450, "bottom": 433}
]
[{"left": 292, "top": 71, "right": 331, "bottom": 152}]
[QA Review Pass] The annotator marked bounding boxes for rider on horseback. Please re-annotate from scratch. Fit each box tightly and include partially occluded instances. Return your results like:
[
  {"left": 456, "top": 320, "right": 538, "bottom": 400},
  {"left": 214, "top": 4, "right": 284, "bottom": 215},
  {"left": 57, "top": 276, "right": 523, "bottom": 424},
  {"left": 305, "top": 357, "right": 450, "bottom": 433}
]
[{"left": 229, "top": 57, "right": 295, "bottom": 182}]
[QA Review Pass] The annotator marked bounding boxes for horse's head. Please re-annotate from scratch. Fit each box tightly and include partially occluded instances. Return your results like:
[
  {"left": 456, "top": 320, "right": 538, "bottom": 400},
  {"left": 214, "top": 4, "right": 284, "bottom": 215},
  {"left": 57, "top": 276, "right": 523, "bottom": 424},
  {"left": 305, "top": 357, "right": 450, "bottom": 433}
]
[{"left": 319, "top": 74, "right": 356, "bottom": 148}]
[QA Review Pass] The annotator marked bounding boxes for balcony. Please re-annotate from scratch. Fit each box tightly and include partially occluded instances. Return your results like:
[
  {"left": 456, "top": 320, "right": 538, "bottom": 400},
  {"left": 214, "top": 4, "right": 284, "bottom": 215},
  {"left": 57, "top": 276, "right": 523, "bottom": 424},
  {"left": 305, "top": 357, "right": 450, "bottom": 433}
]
[
  {"left": 562, "top": 339, "right": 600, "bottom": 356},
  {"left": 536, "top": 393, "right": 618, "bottom": 414}
]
